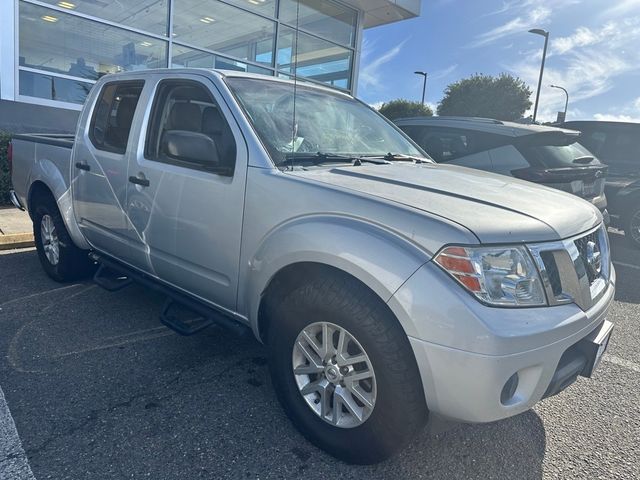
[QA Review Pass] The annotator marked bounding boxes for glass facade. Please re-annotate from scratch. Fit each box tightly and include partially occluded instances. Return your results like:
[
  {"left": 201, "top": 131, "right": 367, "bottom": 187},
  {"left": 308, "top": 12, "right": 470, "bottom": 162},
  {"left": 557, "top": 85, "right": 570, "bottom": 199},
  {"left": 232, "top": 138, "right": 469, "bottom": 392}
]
[{"left": 15, "top": 0, "right": 359, "bottom": 106}]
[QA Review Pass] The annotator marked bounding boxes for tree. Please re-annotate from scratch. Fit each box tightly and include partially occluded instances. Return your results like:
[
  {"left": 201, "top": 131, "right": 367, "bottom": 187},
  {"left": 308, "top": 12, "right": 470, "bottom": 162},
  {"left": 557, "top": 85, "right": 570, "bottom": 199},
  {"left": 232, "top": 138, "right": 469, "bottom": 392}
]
[
  {"left": 437, "top": 73, "right": 532, "bottom": 121},
  {"left": 378, "top": 99, "right": 433, "bottom": 120}
]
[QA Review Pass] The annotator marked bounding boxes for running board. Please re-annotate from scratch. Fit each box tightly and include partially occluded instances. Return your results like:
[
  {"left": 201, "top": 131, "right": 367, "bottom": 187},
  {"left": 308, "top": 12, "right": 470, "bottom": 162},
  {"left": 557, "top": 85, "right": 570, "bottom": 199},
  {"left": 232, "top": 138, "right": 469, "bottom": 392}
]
[
  {"left": 93, "top": 263, "right": 133, "bottom": 291},
  {"left": 89, "top": 253, "right": 249, "bottom": 337}
]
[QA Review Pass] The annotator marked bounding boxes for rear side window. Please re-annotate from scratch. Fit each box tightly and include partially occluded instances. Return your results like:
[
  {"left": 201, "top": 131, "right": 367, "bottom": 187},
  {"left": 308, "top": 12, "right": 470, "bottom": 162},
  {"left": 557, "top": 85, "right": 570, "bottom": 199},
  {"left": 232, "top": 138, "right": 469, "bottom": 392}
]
[
  {"left": 400, "top": 125, "right": 505, "bottom": 162},
  {"left": 145, "top": 80, "right": 236, "bottom": 176},
  {"left": 90, "top": 81, "right": 144, "bottom": 154},
  {"left": 517, "top": 141, "right": 598, "bottom": 168}
]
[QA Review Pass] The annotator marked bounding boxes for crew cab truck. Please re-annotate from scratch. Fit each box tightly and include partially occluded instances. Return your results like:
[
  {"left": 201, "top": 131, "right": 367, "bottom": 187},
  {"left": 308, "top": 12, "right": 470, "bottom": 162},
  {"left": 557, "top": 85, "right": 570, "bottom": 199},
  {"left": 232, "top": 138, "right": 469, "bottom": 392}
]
[{"left": 10, "top": 69, "right": 615, "bottom": 464}]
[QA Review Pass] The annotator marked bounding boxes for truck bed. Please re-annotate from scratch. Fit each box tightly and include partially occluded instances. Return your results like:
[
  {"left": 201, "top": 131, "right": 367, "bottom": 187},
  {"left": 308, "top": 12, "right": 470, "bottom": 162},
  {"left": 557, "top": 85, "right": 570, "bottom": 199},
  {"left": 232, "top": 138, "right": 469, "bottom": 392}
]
[
  {"left": 12, "top": 133, "right": 75, "bottom": 149},
  {"left": 10, "top": 133, "right": 76, "bottom": 213}
]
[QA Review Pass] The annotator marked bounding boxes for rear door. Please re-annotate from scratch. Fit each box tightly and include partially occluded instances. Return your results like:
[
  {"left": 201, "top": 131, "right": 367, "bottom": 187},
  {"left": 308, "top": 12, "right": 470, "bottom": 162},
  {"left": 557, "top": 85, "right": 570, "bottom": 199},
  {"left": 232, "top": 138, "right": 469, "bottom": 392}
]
[
  {"left": 72, "top": 80, "right": 144, "bottom": 256},
  {"left": 123, "top": 74, "right": 247, "bottom": 311}
]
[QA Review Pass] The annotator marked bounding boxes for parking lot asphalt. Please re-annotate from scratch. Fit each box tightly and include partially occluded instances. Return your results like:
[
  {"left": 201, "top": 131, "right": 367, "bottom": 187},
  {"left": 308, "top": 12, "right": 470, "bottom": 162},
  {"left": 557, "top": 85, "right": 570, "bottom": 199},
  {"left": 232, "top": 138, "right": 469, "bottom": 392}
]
[{"left": 0, "top": 231, "right": 639, "bottom": 480}]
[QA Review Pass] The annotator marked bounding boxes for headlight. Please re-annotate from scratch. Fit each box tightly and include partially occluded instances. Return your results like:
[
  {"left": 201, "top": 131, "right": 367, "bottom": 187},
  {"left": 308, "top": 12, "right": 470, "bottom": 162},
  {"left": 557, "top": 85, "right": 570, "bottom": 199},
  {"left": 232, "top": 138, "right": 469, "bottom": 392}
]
[{"left": 434, "top": 245, "right": 546, "bottom": 307}]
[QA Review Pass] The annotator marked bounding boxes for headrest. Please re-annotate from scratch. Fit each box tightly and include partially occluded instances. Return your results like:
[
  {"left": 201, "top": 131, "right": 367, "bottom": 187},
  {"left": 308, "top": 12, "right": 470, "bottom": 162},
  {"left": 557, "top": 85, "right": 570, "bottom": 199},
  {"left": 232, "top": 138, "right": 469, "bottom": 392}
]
[
  {"left": 202, "top": 106, "right": 224, "bottom": 135},
  {"left": 168, "top": 102, "right": 201, "bottom": 132},
  {"left": 115, "top": 96, "right": 138, "bottom": 127}
]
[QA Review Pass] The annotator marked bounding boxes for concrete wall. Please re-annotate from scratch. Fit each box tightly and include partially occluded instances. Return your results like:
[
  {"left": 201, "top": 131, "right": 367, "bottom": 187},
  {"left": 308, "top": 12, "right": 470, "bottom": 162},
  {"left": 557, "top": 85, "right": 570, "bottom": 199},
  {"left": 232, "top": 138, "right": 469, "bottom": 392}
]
[{"left": 0, "top": 100, "right": 79, "bottom": 134}]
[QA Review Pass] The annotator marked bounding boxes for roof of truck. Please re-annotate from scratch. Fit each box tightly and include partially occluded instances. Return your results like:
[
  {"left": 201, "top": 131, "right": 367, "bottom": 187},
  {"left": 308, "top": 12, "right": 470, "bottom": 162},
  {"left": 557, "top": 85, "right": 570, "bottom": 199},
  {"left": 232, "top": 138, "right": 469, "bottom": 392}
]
[{"left": 393, "top": 116, "right": 581, "bottom": 138}]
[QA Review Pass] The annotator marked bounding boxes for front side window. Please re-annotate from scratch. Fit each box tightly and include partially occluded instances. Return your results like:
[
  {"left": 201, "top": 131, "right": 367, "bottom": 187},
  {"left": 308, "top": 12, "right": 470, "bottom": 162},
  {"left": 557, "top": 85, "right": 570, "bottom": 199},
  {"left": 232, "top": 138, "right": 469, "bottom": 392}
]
[
  {"left": 90, "top": 82, "right": 144, "bottom": 154},
  {"left": 145, "top": 81, "right": 237, "bottom": 176},
  {"left": 225, "top": 77, "right": 426, "bottom": 167}
]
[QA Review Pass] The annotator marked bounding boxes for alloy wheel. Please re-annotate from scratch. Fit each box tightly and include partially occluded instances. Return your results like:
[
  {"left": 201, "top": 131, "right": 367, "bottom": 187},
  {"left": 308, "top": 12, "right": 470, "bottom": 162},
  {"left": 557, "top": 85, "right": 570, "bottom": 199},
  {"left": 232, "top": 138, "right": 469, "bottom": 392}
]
[
  {"left": 292, "top": 321, "right": 376, "bottom": 428},
  {"left": 40, "top": 214, "right": 60, "bottom": 266}
]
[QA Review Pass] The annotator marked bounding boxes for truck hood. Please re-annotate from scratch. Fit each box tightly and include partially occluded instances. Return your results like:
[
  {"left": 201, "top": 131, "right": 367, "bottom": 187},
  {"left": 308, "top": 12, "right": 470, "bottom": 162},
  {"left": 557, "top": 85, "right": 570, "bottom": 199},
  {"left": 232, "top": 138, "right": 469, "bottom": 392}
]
[{"left": 292, "top": 163, "right": 601, "bottom": 243}]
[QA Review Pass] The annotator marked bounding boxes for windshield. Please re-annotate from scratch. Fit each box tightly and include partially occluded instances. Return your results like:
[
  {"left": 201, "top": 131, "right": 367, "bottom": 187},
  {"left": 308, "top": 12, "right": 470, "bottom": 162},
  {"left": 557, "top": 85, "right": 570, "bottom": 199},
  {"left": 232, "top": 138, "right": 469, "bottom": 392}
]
[{"left": 225, "top": 77, "right": 428, "bottom": 167}]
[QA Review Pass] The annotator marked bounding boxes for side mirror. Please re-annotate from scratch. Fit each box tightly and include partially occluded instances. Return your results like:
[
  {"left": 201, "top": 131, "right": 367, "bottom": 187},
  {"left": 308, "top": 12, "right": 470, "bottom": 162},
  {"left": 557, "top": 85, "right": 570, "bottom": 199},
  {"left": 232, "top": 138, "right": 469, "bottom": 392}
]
[{"left": 161, "top": 130, "right": 219, "bottom": 168}]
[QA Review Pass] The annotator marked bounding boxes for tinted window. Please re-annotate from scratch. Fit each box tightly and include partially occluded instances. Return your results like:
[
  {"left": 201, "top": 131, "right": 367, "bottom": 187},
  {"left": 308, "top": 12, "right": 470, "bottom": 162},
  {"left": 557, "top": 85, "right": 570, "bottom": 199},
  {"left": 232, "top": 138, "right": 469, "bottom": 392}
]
[
  {"left": 399, "top": 126, "right": 505, "bottom": 163},
  {"left": 90, "top": 82, "right": 144, "bottom": 154},
  {"left": 145, "top": 80, "right": 236, "bottom": 176},
  {"left": 565, "top": 123, "right": 639, "bottom": 166},
  {"left": 517, "top": 141, "right": 598, "bottom": 168}
]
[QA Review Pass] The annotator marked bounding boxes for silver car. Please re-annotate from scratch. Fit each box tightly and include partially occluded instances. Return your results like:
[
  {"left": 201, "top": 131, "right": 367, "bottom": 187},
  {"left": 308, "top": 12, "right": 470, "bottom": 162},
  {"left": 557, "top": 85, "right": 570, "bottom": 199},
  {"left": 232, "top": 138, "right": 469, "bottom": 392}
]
[{"left": 10, "top": 69, "right": 615, "bottom": 463}]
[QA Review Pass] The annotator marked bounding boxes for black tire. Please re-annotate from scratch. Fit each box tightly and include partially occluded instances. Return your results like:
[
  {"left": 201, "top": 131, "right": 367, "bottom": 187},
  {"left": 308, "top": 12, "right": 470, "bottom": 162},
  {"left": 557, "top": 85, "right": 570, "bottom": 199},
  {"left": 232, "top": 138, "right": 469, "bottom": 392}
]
[
  {"left": 32, "top": 195, "right": 95, "bottom": 282},
  {"left": 624, "top": 203, "right": 640, "bottom": 249},
  {"left": 267, "top": 272, "right": 428, "bottom": 464}
]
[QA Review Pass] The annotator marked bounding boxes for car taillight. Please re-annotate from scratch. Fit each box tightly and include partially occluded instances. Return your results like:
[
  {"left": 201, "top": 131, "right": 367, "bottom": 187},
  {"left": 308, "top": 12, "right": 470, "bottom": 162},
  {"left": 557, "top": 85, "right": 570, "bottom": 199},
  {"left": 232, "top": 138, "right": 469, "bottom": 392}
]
[{"left": 7, "top": 141, "right": 13, "bottom": 175}]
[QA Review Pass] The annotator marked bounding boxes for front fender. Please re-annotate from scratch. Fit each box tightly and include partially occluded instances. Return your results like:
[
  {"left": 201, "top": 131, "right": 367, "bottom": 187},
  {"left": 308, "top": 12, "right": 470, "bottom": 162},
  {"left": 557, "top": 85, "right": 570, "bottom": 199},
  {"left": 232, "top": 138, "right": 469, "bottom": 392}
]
[
  {"left": 28, "top": 158, "right": 89, "bottom": 250},
  {"left": 243, "top": 214, "right": 432, "bottom": 339}
]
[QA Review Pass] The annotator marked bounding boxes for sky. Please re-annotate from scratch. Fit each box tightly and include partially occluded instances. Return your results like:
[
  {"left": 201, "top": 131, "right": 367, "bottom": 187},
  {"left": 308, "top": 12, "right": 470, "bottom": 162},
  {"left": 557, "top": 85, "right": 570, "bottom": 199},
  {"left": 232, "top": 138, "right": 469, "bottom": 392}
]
[{"left": 357, "top": 0, "right": 640, "bottom": 122}]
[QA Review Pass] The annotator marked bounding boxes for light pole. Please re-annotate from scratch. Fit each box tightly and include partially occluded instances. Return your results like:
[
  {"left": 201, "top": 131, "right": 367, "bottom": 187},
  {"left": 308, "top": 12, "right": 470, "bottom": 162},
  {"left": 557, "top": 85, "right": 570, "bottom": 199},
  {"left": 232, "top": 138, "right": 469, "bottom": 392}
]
[
  {"left": 529, "top": 28, "right": 549, "bottom": 123},
  {"left": 414, "top": 71, "right": 428, "bottom": 105},
  {"left": 550, "top": 84, "right": 569, "bottom": 122}
]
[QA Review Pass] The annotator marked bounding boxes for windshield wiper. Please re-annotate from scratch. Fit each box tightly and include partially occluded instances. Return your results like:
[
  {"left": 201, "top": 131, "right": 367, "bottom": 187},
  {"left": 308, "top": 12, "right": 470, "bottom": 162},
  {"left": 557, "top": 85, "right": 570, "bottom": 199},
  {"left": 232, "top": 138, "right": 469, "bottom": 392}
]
[
  {"left": 283, "top": 152, "right": 389, "bottom": 166},
  {"left": 362, "top": 153, "right": 431, "bottom": 164}
]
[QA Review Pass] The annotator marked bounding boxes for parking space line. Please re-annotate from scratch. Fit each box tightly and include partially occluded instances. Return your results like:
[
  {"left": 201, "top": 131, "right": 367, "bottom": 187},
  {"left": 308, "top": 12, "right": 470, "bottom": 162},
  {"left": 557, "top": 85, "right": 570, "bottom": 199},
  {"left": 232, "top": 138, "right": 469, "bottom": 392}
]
[
  {"left": 603, "top": 354, "right": 640, "bottom": 374},
  {"left": 52, "top": 331, "right": 176, "bottom": 359},
  {"left": 0, "top": 283, "right": 85, "bottom": 310},
  {"left": 613, "top": 261, "right": 640, "bottom": 271},
  {"left": 0, "top": 386, "right": 36, "bottom": 480}
]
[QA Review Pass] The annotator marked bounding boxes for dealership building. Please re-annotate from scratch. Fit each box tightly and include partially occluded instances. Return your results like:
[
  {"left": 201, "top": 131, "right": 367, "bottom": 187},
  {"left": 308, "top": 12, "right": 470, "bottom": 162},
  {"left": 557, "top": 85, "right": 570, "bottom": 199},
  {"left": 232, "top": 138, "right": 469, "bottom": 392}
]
[{"left": 0, "top": 0, "right": 420, "bottom": 132}]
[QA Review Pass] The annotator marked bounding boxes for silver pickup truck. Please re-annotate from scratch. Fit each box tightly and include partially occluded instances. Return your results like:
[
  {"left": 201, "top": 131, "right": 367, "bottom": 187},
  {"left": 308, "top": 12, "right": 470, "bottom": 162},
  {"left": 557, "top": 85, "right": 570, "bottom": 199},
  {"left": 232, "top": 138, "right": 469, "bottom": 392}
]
[{"left": 10, "top": 69, "right": 615, "bottom": 464}]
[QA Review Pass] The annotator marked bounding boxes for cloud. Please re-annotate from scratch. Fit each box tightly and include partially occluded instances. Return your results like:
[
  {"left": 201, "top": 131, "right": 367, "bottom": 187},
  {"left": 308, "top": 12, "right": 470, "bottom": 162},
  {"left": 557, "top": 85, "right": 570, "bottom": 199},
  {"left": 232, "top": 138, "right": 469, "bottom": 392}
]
[
  {"left": 359, "top": 39, "right": 408, "bottom": 90},
  {"left": 470, "top": 7, "right": 552, "bottom": 47},
  {"left": 429, "top": 64, "right": 458, "bottom": 80},
  {"left": 553, "top": 23, "right": 619, "bottom": 55},
  {"left": 506, "top": 16, "right": 640, "bottom": 122},
  {"left": 601, "top": 0, "right": 640, "bottom": 17},
  {"left": 593, "top": 113, "right": 640, "bottom": 122}
]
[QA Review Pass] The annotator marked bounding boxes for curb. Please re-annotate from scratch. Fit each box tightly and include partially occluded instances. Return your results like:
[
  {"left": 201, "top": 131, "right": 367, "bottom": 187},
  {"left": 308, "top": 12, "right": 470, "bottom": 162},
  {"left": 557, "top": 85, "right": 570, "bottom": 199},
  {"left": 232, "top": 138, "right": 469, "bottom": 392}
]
[{"left": 0, "top": 233, "right": 34, "bottom": 250}]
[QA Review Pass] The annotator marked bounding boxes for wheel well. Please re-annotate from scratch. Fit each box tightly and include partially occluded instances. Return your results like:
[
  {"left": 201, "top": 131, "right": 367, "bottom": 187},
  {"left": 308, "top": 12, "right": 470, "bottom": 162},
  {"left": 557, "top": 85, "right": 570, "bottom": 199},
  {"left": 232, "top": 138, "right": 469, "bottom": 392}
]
[
  {"left": 28, "top": 181, "right": 55, "bottom": 214},
  {"left": 257, "top": 262, "right": 393, "bottom": 344}
]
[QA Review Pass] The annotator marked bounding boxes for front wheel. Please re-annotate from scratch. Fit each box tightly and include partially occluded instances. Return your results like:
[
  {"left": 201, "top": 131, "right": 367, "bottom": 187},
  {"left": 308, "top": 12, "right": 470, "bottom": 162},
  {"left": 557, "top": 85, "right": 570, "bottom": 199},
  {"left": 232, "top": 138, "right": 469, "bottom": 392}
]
[
  {"left": 624, "top": 204, "right": 640, "bottom": 249},
  {"left": 33, "top": 196, "right": 95, "bottom": 282},
  {"left": 267, "top": 274, "right": 428, "bottom": 464}
]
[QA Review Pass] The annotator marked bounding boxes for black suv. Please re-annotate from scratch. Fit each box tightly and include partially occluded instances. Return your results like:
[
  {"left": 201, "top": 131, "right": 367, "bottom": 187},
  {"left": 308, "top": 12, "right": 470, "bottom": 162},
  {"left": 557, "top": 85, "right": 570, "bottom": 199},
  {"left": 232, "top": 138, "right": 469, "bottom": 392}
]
[
  {"left": 563, "top": 121, "right": 640, "bottom": 248},
  {"left": 395, "top": 116, "right": 609, "bottom": 222}
]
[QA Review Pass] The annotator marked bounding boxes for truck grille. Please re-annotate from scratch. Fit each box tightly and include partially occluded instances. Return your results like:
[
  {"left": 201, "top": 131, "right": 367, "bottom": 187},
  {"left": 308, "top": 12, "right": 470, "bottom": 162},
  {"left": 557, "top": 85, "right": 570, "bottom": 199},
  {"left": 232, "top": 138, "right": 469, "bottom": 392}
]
[
  {"left": 574, "top": 230, "right": 601, "bottom": 285},
  {"left": 528, "top": 225, "right": 610, "bottom": 311}
]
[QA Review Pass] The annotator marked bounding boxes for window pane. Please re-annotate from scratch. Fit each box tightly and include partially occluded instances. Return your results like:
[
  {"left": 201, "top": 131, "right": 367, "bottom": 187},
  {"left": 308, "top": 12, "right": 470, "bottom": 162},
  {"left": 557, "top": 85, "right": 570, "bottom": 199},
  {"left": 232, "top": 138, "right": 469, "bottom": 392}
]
[
  {"left": 220, "top": 0, "right": 276, "bottom": 16},
  {"left": 145, "top": 80, "right": 237, "bottom": 175},
  {"left": 277, "top": 26, "right": 352, "bottom": 89},
  {"left": 19, "top": 3, "right": 167, "bottom": 81},
  {"left": 35, "top": 0, "right": 169, "bottom": 36},
  {"left": 173, "top": 0, "right": 275, "bottom": 66},
  {"left": 90, "top": 82, "right": 144, "bottom": 154},
  {"left": 279, "top": 0, "right": 357, "bottom": 47},
  {"left": 171, "top": 45, "right": 273, "bottom": 75},
  {"left": 19, "top": 69, "right": 94, "bottom": 104}
]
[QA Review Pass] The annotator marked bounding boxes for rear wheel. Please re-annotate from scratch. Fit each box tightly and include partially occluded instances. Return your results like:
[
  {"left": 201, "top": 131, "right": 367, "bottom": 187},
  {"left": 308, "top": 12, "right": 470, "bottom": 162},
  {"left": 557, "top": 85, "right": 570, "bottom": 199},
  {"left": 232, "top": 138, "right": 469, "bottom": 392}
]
[
  {"left": 624, "top": 204, "right": 640, "bottom": 249},
  {"left": 33, "top": 196, "right": 95, "bottom": 282},
  {"left": 267, "top": 272, "right": 428, "bottom": 464}
]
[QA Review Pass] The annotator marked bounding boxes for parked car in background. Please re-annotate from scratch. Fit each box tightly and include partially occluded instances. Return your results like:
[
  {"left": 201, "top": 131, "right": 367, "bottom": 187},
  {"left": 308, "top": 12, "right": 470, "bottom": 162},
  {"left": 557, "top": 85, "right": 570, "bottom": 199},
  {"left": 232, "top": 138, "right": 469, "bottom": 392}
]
[
  {"left": 562, "top": 121, "right": 640, "bottom": 248},
  {"left": 395, "top": 117, "right": 609, "bottom": 223}
]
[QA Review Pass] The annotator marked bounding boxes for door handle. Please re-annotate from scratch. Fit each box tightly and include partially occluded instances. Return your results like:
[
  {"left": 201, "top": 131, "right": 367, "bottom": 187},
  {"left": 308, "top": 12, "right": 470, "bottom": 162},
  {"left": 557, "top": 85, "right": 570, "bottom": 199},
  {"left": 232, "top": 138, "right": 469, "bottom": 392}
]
[
  {"left": 75, "top": 162, "right": 90, "bottom": 171},
  {"left": 129, "top": 175, "right": 150, "bottom": 187}
]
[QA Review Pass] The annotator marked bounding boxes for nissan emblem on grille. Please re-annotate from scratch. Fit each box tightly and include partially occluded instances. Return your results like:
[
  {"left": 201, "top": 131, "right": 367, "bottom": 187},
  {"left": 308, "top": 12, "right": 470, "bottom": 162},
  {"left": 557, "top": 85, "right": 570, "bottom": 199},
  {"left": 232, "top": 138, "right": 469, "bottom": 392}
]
[{"left": 586, "top": 240, "right": 602, "bottom": 277}]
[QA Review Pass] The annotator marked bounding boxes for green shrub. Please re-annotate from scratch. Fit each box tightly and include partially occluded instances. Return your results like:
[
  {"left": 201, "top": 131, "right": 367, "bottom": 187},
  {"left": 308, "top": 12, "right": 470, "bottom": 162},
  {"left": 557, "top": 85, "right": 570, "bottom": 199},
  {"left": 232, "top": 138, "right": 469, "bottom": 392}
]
[{"left": 0, "top": 131, "right": 11, "bottom": 205}]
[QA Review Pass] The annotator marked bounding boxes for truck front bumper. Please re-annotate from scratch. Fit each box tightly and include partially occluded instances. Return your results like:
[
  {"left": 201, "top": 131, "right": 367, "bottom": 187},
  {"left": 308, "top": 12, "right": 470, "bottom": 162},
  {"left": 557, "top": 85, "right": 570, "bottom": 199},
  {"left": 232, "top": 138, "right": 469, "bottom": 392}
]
[{"left": 389, "top": 262, "right": 615, "bottom": 424}]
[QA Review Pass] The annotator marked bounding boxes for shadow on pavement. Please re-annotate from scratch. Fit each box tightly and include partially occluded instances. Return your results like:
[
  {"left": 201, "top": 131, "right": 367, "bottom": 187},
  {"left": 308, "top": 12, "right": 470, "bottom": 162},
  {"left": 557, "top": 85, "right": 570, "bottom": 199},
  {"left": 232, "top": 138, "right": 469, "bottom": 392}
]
[{"left": 0, "top": 248, "right": 548, "bottom": 479}]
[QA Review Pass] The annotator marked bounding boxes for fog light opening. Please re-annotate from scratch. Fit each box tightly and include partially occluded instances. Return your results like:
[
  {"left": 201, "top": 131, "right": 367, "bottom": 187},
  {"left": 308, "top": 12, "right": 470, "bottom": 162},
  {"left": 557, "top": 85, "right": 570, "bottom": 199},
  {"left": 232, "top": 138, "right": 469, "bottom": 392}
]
[{"left": 501, "top": 373, "right": 520, "bottom": 405}]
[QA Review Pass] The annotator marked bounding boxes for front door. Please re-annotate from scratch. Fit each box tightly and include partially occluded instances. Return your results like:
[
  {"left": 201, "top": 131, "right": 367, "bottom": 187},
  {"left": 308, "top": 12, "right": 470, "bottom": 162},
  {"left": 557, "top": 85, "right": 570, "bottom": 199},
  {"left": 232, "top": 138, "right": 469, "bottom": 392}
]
[
  {"left": 124, "top": 75, "right": 247, "bottom": 311},
  {"left": 72, "top": 80, "right": 144, "bottom": 257}
]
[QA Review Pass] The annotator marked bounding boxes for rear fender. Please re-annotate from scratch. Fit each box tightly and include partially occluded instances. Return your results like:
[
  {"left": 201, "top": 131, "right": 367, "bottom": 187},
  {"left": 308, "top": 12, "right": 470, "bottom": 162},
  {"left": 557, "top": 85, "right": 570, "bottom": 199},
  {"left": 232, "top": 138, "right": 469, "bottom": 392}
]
[
  {"left": 28, "top": 158, "right": 89, "bottom": 250},
  {"left": 244, "top": 215, "right": 432, "bottom": 340}
]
